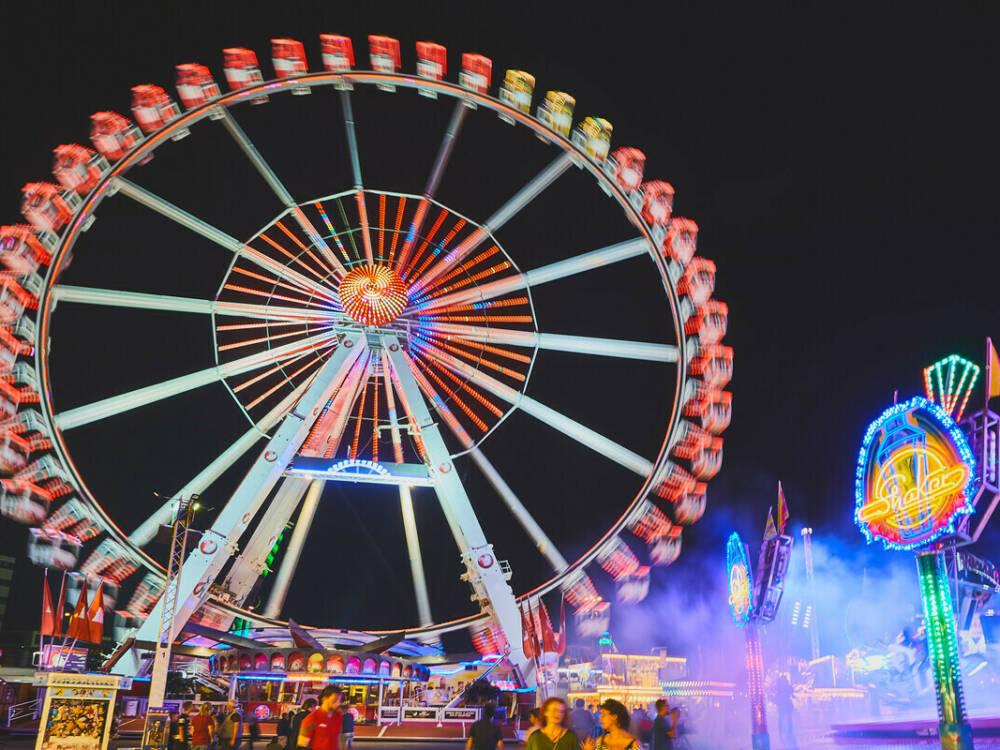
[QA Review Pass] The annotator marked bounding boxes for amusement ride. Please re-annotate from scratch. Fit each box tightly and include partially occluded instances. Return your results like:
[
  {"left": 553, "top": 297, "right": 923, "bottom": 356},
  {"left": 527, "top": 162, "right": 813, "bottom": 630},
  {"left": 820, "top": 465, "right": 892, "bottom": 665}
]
[{"left": 0, "top": 33, "right": 733, "bottom": 690}]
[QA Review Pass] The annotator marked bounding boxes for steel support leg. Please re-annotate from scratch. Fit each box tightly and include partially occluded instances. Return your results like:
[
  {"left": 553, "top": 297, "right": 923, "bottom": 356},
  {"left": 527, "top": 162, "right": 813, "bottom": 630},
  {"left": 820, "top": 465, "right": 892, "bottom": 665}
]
[
  {"left": 223, "top": 477, "right": 311, "bottom": 605},
  {"left": 399, "top": 486, "right": 433, "bottom": 627},
  {"left": 382, "top": 334, "right": 531, "bottom": 683},
  {"left": 263, "top": 479, "right": 324, "bottom": 618},
  {"left": 127, "top": 334, "right": 365, "bottom": 672}
]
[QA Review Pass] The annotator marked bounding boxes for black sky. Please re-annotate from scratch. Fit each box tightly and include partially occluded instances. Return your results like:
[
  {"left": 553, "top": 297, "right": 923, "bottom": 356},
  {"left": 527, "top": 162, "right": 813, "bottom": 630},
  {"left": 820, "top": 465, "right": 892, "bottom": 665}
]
[{"left": 1, "top": 2, "right": 998, "bottom": 649}]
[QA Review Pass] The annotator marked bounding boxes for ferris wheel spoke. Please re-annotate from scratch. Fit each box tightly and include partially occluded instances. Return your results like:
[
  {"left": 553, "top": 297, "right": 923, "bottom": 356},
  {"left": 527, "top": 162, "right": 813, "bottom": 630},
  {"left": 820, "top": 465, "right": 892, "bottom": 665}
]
[
  {"left": 53, "top": 330, "right": 338, "bottom": 431},
  {"left": 410, "top": 152, "right": 574, "bottom": 293},
  {"left": 405, "top": 351, "right": 569, "bottom": 573},
  {"left": 397, "top": 102, "right": 469, "bottom": 273},
  {"left": 50, "top": 285, "right": 343, "bottom": 325},
  {"left": 467, "top": 446, "right": 569, "bottom": 573},
  {"left": 336, "top": 90, "right": 374, "bottom": 264},
  {"left": 415, "top": 236, "right": 649, "bottom": 313},
  {"left": 425, "top": 323, "right": 677, "bottom": 362},
  {"left": 420, "top": 342, "right": 653, "bottom": 476},
  {"left": 129, "top": 377, "right": 315, "bottom": 546},
  {"left": 378, "top": 349, "right": 434, "bottom": 626},
  {"left": 113, "top": 178, "right": 337, "bottom": 302},
  {"left": 219, "top": 110, "right": 345, "bottom": 277}
]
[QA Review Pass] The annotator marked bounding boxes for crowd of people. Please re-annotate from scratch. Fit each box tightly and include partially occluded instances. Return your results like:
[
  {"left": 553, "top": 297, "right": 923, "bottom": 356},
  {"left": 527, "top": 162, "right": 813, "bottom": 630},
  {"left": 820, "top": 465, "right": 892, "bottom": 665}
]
[
  {"left": 511, "top": 697, "right": 680, "bottom": 750},
  {"left": 157, "top": 692, "right": 682, "bottom": 750},
  {"left": 159, "top": 688, "right": 355, "bottom": 750}
]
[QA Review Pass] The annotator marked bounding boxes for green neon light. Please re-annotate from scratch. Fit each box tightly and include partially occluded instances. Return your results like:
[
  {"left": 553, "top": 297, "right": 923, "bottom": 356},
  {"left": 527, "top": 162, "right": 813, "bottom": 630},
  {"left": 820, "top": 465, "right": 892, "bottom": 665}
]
[
  {"left": 923, "top": 354, "right": 981, "bottom": 422},
  {"left": 916, "top": 552, "right": 973, "bottom": 748}
]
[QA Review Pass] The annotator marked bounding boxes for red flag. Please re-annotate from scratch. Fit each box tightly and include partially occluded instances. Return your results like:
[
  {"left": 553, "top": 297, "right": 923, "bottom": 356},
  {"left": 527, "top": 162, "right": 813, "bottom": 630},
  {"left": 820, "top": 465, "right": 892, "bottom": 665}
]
[
  {"left": 66, "top": 584, "right": 91, "bottom": 643},
  {"left": 556, "top": 596, "right": 567, "bottom": 656},
  {"left": 87, "top": 582, "right": 105, "bottom": 645},
  {"left": 540, "top": 601, "right": 559, "bottom": 654},
  {"left": 40, "top": 572, "right": 56, "bottom": 637},
  {"left": 777, "top": 482, "right": 789, "bottom": 534},
  {"left": 53, "top": 574, "right": 66, "bottom": 639},
  {"left": 520, "top": 602, "right": 537, "bottom": 659}
]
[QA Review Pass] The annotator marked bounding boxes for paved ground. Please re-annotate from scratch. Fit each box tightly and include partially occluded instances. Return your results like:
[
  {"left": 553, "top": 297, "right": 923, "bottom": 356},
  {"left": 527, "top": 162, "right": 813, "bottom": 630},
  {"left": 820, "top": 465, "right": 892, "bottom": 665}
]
[{"left": 3, "top": 735, "right": 1000, "bottom": 749}]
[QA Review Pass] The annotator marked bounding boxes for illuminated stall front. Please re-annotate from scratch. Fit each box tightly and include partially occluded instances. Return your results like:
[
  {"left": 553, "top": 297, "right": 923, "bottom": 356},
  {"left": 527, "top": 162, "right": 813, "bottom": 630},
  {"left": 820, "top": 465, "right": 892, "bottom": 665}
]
[{"left": 210, "top": 646, "right": 430, "bottom": 724}]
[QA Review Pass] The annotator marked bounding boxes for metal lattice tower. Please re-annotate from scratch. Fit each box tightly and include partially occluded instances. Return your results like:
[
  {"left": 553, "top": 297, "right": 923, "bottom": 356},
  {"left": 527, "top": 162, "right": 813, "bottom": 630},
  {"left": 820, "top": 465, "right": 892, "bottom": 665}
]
[{"left": 147, "top": 496, "right": 195, "bottom": 709}]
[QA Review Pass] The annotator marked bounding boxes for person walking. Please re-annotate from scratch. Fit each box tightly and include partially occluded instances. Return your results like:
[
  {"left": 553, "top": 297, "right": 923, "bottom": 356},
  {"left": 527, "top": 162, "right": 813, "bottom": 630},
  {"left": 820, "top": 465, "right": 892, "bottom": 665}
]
[
  {"left": 277, "top": 712, "right": 291, "bottom": 749},
  {"left": 291, "top": 700, "right": 317, "bottom": 749},
  {"left": 525, "top": 698, "right": 580, "bottom": 750},
  {"left": 583, "top": 700, "right": 640, "bottom": 750},
  {"left": 245, "top": 711, "right": 261, "bottom": 749},
  {"left": 192, "top": 704, "right": 217, "bottom": 750},
  {"left": 467, "top": 703, "right": 503, "bottom": 750},
  {"left": 569, "top": 699, "right": 596, "bottom": 743},
  {"left": 339, "top": 706, "right": 355, "bottom": 750},
  {"left": 651, "top": 700, "right": 678, "bottom": 750},
  {"left": 774, "top": 675, "right": 798, "bottom": 750},
  {"left": 218, "top": 702, "right": 243, "bottom": 750},
  {"left": 522, "top": 708, "right": 541, "bottom": 744},
  {"left": 298, "top": 687, "right": 343, "bottom": 750}
]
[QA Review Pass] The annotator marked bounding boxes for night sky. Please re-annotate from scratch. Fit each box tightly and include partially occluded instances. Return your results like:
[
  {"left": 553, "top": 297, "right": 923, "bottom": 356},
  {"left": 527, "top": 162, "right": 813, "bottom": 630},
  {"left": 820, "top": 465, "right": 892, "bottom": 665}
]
[{"left": 1, "top": 2, "right": 998, "bottom": 653}]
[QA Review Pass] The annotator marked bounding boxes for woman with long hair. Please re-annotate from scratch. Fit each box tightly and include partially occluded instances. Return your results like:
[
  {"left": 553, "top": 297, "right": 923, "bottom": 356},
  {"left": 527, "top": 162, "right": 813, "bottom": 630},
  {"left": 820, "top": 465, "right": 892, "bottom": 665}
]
[
  {"left": 526, "top": 698, "right": 580, "bottom": 750},
  {"left": 582, "top": 700, "right": 640, "bottom": 750}
]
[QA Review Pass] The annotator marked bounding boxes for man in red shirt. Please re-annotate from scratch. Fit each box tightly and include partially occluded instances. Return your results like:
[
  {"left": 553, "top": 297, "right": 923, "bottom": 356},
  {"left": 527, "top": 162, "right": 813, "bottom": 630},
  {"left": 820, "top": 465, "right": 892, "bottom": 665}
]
[{"left": 297, "top": 687, "right": 343, "bottom": 750}]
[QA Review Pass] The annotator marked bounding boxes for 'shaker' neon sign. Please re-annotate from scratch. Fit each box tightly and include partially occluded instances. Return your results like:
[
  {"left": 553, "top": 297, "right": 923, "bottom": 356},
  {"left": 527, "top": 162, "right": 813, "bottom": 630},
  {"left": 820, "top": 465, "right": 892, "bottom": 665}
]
[{"left": 855, "top": 397, "right": 975, "bottom": 550}]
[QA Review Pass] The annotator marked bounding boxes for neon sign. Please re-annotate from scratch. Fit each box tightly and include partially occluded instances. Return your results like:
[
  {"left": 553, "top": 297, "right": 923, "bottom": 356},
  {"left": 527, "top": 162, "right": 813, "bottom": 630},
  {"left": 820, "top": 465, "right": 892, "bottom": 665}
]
[
  {"left": 726, "top": 532, "right": 752, "bottom": 626},
  {"left": 327, "top": 459, "right": 390, "bottom": 478},
  {"left": 923, "top": 354, "right": 980, "bottom": 421},
  {"left": 855, "top": 396, "right": 975, "bottom": 550}
]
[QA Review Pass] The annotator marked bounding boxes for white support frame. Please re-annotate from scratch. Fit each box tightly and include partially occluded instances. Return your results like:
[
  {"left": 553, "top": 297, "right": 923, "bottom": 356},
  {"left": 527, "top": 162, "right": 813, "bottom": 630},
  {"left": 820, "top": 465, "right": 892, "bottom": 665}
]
[
  {"left": 382, "top": 334, "right": 531, "bottom": 680},
  {"left": 127, "top": 332, "right": 365, "bottom": 670},
  {"left": 223, "top": 476, "right": 311, "bottom": 604}
]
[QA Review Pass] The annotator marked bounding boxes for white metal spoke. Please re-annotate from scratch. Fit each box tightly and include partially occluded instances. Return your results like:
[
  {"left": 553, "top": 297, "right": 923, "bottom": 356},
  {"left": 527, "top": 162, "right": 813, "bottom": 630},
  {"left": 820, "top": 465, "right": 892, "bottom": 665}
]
[
  {"left": 416, "top": 236, "right": 648, "bottom": 312},
  {"left": 113, "top": 178, "right": 337, "bottom": 302},
  {"left": 468, "top": 446, "right": 569, "bottom": 573},
  {"left": 396, "top": 103, "right": 469, "bottom": 272},
  {"left": 51, "top": 285, "right": 345, "bottom": 324},
  {"left": 420, "top": 343, "right": 653, "bottom": 476},
  {"left": 130, "top": 333, "right": 366, "bottom": 654},
  {"left": 405, "top": 352, "right": 569, "bottom": 574},
  {"left": 412, "top": 153, "right": 574, "bottom": 292},
  {"left": 429, "top": 323, "right": 678, "bottom": 362},
  {"left": 54, "top": 329, "right": 338, "bottom": 431},
  {"left": 219, "top": 110, "right": 346, "bottom": 276},
  {"left": 263, "top": 478, "right": 324, "bottom": 618},
  {"left": 130, "top": 377, "right": 314, "bottom": 546},
  {"left": 380, "top": 349, "right": 434, "bottom": 627}
]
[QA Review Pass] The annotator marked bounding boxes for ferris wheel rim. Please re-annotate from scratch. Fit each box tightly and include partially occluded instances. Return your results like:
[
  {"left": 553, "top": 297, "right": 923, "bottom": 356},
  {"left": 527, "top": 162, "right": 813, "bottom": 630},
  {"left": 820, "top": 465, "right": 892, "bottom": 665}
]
[{"left": 28, "top": 69, "right": 692, "bottom": 631}]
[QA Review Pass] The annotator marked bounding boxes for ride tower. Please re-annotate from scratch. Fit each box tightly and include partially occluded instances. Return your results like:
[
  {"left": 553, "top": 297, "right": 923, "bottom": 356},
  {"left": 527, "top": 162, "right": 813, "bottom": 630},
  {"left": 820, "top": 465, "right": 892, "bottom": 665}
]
[
  {"left": 727, "top": 500, "right": 793, "bottom": 750},
  {"left": 854, "top": 345, "right": 1000, "bottom": 750}
]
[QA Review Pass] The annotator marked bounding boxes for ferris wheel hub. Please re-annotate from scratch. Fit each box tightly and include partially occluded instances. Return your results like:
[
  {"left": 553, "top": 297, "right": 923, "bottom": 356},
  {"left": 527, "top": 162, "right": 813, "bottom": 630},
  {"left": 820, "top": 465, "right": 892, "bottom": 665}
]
[{"left": 338, "top": 264, "right": 409, "bottom": 326}]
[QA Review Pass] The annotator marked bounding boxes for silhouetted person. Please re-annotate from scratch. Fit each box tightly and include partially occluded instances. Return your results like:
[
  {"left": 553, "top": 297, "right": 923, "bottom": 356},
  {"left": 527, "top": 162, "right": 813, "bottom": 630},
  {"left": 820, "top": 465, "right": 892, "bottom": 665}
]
[
  {"left": 774, "top": 675, "right": 798, "bottom": 750},
  {"left": 569, "top": 699, "right": 595, "bottom": 741},
  {"left": 467, "top": 702, "right": 503, "bottom": 750}
]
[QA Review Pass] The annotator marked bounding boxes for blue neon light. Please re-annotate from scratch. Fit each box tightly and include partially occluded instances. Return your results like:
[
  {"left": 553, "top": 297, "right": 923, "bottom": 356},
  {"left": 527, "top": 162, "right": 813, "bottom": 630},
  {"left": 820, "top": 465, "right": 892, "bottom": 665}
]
[{"left": 854, "top": 396, "right": 977, "bottom": 551}]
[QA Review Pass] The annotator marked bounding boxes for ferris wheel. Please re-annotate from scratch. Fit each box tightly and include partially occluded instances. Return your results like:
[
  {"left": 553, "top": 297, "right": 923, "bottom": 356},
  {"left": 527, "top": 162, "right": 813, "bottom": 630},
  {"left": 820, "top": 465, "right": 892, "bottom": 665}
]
[{"left": 0, "top": 34, "right": 733, "bottom": 677}]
